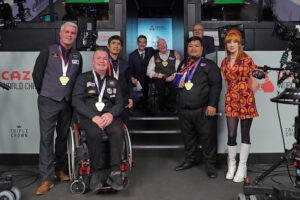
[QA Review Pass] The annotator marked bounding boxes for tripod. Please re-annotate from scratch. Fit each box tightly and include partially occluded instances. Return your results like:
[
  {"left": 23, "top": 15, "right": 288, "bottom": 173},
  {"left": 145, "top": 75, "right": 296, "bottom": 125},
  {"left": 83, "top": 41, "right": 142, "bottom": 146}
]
[{"left": 240, "top": 83, "right": 300, "bottom": 199}]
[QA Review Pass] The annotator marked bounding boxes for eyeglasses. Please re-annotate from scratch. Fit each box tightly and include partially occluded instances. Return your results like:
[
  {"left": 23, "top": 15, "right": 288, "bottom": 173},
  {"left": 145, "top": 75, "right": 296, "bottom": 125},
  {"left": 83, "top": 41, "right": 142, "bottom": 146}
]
[{"left": 193, "top": 29, "right": 204, "bottom": 31}]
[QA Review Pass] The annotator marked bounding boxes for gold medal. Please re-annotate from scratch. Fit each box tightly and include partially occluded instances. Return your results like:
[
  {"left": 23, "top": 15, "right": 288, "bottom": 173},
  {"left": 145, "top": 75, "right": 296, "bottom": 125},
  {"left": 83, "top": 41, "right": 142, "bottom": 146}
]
[
  {"left": 95, "top": 102, "right": 105, "bottom": 111},
  {"left": 185, "top": 82, "right": 193, "bottom": 90},
  {"left": 162, "top": 61, "right": 168, "bottom": 67},
  {"left": 59, "top": 76, "right": 69, "bottom": 86}
]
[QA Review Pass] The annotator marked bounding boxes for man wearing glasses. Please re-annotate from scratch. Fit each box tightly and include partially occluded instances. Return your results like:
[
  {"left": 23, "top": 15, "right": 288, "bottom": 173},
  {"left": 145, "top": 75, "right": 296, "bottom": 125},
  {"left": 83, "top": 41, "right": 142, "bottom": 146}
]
[{"left": 193, "top": 23, "right": 215, "bottom": 57}]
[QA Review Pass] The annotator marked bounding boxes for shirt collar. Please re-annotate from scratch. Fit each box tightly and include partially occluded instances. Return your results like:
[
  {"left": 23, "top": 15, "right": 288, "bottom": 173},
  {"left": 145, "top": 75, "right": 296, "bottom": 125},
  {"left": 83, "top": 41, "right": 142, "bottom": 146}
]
[{"left": 138, "top": 50, "right": 145, "bottom": 55}]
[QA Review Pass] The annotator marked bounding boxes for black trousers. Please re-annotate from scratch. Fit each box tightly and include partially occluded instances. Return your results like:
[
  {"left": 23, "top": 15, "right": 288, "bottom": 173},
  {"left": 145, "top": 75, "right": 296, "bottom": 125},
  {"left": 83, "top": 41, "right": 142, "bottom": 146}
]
[
  {"left": 37, "top": 95, "right": 72, "bottom": 182},
  {"left": 179, "top": 107, "right": 218, "bottom": 165},
  {"left": 140, "top": 80, "right": 149, "bottom": 101},
  {"left": 78, "top": 117, "right": 123, "bottom": 171},
  {"left": 153, "top": 78, "right": 176, "bottom": 110}
]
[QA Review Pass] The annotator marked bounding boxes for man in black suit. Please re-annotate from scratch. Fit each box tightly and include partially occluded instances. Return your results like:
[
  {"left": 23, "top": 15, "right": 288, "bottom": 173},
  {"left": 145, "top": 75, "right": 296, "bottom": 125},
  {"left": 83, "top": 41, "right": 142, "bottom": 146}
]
[
  {"left": 128, "top": 35, "right": 154, "bottom": 111},
  {"left": 193, "top": 23, "right": 215, "bottom": 57},
  {"left": 107, "top": 35, "right": 133, "bottom": 123}
]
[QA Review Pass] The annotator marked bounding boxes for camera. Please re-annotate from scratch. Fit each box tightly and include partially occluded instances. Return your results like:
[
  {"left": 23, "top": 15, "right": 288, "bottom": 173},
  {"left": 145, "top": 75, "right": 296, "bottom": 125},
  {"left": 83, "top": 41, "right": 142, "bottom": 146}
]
[
  {"left": 238, "top": 21, "right": 300, "bottom": 200},
  {"left": 273, "top": 21, "right": 300, "bottom": 63}
]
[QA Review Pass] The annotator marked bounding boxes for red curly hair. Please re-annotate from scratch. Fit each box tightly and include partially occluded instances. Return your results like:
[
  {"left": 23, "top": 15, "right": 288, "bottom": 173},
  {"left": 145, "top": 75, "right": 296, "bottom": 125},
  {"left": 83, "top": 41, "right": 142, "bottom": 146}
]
[{"left": 224, "top": 29, "right": 247, "bottom": 62}]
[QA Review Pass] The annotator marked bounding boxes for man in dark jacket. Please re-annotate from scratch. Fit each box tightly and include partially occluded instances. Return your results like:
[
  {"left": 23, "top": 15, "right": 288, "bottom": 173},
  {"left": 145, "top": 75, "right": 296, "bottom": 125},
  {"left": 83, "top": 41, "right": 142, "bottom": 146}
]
[
  {"left": 193, "top": 23, "right": 215, "bottom": 57},
  {"left": 174, "top": 36, "right": 222, "bottom": 179},
  {"left": 107, "top": 35, "right": 133, "bottom": 123},
  {"left": 32, "top": 22, "right": 82, "bottom": 195},
  {"left": 72, "top": 49, "right": 124, "bottom": 191},
  {"left": 129, "top": 35, "right": 154, "bottom": 111}
]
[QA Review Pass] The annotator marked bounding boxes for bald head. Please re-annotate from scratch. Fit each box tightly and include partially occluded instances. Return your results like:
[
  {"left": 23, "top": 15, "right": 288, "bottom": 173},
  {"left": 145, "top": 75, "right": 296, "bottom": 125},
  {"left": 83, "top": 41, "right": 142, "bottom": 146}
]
[{"left": 157, "top": 39, "right": 167, "bottom": 54}]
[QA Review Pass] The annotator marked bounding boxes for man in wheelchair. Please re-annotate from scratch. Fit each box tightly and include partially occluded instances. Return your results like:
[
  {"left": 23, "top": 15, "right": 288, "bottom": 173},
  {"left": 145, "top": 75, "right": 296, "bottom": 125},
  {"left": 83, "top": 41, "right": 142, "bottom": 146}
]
[{"left": 72, "top": 48, "right": 124, "bottom": 191}]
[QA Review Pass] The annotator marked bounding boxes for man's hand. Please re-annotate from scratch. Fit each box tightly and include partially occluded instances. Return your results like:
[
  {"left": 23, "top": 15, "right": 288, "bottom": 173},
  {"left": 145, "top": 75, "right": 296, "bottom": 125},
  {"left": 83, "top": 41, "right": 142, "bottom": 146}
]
[
  {"left": 179, "top": 80, "right": 185, "bottom": 88},
  {"left": 174, "top": 50, "right": 181, "bottom": 60},
  {"left": 154, "top": 73, "right": 165, "bottom": 79},
  {"left": 131, "top": 77, "right": 138, "bottom": 86},
  {"left": 100, "top": 113, "right": 114, "bottom": 129},
  {"left": 205, "top": 106, "right": 216, "bottom": 116},
  {"left": 165, "top": 75, "right": 175, "bottom": 82},
  {"left": 125, "top": 99, "right": 133, "bottom": 109},
  {"left": 92, "top": 115, "right": 104, "bottom": 129}
]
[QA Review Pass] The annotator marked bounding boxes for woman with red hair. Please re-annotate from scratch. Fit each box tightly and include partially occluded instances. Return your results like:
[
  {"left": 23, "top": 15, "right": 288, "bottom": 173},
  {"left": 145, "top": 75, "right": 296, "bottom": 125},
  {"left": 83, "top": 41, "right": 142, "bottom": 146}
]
[{"left": 220, "top": 29, "right": 258, "bottom": 182}]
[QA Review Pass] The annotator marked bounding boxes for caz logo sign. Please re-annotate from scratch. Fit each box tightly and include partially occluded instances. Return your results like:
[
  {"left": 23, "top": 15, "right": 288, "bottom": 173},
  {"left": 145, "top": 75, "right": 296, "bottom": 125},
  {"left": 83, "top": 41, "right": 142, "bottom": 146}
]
[{"left": 1, "top": 71, "right": 31, "bottom": 80}]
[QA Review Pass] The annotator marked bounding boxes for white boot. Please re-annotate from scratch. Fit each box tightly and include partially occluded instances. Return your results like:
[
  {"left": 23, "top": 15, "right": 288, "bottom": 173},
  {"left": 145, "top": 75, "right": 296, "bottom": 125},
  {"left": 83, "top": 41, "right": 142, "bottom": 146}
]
[
  {"left": 226, "top": 145, "right": 237, "bottom": 180},
  {"left": 233, "top": 143, "right": 251, "bottom": 183}
]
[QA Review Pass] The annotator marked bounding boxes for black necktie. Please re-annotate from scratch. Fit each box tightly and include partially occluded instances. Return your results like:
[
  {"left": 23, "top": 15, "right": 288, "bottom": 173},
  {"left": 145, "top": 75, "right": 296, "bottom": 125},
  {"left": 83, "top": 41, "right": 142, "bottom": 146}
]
[{"left": 140, "top": 53, "right": 144, "bottom": 59}]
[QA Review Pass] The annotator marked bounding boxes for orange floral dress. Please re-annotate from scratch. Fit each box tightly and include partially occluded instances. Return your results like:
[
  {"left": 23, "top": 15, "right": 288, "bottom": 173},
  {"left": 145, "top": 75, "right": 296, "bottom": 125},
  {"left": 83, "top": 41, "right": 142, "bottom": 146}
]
[{"left": 220, "top": 55, "right": 258, "bottom": 119}]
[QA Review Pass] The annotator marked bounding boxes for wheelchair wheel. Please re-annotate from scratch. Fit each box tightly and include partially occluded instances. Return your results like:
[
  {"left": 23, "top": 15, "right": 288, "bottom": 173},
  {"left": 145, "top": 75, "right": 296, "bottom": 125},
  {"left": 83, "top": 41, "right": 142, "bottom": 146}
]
[
  {"left": 237, "top": 193, "right": 247, "bottom": 200},
  {"left": 10, "top": 187, "right": 20, "bottom": 200},
  {"left": 122, "top": 124, "right": 133, "bottom": 170},
  {"left": 67, "top": 125, "right": 80, "bottom": 181},
  {"left": 70, "top": 179, "right": 86, "bottom": 194},
  {"left": 249, "top": 195, "right": 258, "bottom": 200},
  {"left": 0, "top": 190, "right": 15, "bottom": 200}
]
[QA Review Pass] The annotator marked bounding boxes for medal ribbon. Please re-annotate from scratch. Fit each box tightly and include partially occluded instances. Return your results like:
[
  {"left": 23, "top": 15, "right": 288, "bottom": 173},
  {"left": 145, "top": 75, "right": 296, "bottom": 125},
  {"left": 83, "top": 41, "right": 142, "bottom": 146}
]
[
  {"left": 179, "top": 58, "right": 199, "bottom": 73},
  {"left": 58, "top": 44, "right": 70, "bottom": 77},
  {"left": 92, "top": 70, "right": 106, "bottom": 103},
  {"left": 186, "top": 57, "right": 202, "bottom": 82},
  {"left": 108, "top": 56, "right": 119, "bottom": 80}
]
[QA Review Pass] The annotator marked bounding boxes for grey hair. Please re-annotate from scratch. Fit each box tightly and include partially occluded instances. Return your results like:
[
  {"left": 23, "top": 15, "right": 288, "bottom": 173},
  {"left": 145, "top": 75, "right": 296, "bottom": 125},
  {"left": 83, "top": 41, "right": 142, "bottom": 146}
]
[
  {"left": 193, "top": 23, "right": 203, "bottom": 29},
  {"left": 60, "top": 22, "right": 78, "bottom": 32}
]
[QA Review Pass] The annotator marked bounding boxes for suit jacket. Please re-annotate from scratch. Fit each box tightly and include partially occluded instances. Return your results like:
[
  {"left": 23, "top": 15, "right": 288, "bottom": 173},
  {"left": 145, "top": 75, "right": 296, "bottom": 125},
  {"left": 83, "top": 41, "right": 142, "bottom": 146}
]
[
  {"left": 202, "top": 36, "right": 215, "bottom": 57},
  {"left": 108, "top": 57, "right": 134, "bottom": 106},
  {"left": 128, "top": 47, "right": 154, "bottom": 83}
]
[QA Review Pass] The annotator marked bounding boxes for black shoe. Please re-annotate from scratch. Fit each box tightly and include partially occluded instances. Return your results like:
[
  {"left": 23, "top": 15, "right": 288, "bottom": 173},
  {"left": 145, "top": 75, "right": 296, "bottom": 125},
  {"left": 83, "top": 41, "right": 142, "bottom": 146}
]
[
  {"left": 89, "top": 172, "right": 103, "bottom": 192},
  {"left": 107, "top": 171, "right": 124, "bottom": 191},
  {"left": 174, "top": 161, "right": 195, "bottom": 171},
  {"left": 206, "top": 165, "right": 217, "bottom": 179}
]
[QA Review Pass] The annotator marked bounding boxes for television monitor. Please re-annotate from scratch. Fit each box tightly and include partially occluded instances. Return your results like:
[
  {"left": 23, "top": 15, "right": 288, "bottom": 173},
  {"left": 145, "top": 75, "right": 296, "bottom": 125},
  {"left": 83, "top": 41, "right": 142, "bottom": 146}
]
[
  {"left": 218, "top": 24, "right": 245, "bottom": 50},
  {"left": 65, "top": 0, "right": 108, "bottom": 3},
  {"left": 214, "top": 0, "right": 245, "bottom": 4},
  {"left": 137, "top": 18, "right": 173, "bottom": 49}
]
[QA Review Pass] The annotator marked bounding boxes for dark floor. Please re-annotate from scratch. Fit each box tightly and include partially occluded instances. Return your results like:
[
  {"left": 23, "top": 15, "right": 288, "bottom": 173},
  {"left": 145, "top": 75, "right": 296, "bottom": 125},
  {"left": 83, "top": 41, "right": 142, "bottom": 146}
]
[{"left": 1, "top": 156, "right": 298, "bottom": 200}]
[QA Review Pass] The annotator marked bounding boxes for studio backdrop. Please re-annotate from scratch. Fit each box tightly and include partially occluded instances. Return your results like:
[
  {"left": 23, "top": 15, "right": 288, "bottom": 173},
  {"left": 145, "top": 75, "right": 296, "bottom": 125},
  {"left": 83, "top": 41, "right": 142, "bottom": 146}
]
[{"left": 0, "top": 51, "right": 297, "bottom": 154}]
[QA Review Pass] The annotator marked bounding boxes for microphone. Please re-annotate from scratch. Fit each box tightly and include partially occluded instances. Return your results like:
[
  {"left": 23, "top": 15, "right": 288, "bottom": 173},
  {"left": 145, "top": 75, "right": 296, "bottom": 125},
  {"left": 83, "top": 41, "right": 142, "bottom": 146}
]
[
  {"left": 0, "top": 82, "right": 10, "bottom": 90},
  {"left": 215, "top": 112, "right": 223, "bottom": 117}
]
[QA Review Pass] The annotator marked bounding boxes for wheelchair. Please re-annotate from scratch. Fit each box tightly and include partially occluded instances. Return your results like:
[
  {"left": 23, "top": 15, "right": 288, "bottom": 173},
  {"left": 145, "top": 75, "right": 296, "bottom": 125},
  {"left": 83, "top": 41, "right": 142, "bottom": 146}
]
[
  {"left": 0, "top": 176, "right": 21, "bottom": 200},
  {"left": 67, "top": 122, "right": 132, "bottom": 194}
]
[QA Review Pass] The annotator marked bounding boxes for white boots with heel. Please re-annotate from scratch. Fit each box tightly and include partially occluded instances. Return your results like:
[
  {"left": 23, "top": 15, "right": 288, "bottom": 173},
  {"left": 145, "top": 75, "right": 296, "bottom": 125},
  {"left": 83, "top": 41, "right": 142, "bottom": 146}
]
[
  {"left": 226, "top": 143, "right": 251, "bottom": 182},
  {"left": 226, "top": 145, "right": 237, "bottom": 180}
]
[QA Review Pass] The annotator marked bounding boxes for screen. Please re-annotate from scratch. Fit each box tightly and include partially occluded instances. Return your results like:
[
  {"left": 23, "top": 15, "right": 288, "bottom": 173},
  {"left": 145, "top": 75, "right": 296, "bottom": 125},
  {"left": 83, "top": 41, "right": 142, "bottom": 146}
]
[
  {"left": 65, "top": 0, "right": 108, "bottom": 3},
  {"left": 3, "top": 0, "right": 59, "bottom": 21},
  {"left": 137, "top": 18, "right": 173, "bottom": 49},
  {"left": 214, "top": 0, "right": 245, "bottom": 4},
  {"left": 218, "top": 24, "right": 245, "bottom": 50}
]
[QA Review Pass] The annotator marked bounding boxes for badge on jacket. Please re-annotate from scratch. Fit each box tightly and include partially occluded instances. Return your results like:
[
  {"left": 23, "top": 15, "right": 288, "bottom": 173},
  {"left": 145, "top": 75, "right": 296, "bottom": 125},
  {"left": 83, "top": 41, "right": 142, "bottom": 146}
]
[
  {"left": 72, "top": 60, "right": 79, "bottom": 65},
  {"left": 87, "top": 82, "right": 95, "bottom": 87},
  {"left": 52, "top": 53, "right": 59, "bottom": 58},
  {"left": 88, "top": 90, "right": 96, "bottom": 94}
]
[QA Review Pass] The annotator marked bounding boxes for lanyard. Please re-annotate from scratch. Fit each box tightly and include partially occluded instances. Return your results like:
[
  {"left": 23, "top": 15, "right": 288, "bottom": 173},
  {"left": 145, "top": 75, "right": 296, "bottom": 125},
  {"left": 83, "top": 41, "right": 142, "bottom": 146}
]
[
  {"left": 179, "top": 58, "right": 200, "bottom": 73},
  {"left": 92, "top": 70, "right": 106, "bottom": 103},
  {"left": 58, "top": 44, "right": 70, "bottom": 76},
  {"left": 108, "top": 56, "right": 119, "bottom": 80},
  {"left": 186, "top": 57, "right": 202, "bottom": 82}
]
